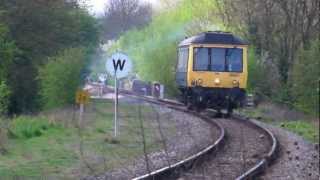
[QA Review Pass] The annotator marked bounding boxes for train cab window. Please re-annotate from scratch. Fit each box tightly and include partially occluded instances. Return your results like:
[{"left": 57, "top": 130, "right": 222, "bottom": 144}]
[
  {"left": 193, "top": 47, "right": 243, "bottom": 72},
  {"left": 210, "top": 48, "right": 226, "bottom": 71},
  {"left": 177, "top": 47, "right": 189, "bottom": 72},
  {"left": 226, "top": 48, "right": 243, "bottom": 72},
  {"left": 193, "top": 48, "right": 209, "bottom": 71}
]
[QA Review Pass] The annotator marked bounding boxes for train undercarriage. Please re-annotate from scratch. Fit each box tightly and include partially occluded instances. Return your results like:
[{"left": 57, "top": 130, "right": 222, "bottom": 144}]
[{"left": 179, "top": 87, "right": 246, "bottom": 116}]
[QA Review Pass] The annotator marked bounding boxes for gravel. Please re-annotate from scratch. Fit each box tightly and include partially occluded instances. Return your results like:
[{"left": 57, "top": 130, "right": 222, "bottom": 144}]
[
  {"left": 252, "top": 119, "right": 320, "bottom": 180},
  {"left": 179, "top": 116, "right": 272, "bottom": 180}
]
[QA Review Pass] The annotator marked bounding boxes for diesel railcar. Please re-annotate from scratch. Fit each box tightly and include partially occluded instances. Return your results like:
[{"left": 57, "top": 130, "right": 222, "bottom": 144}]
[{"left": 176, "top": 31, "right": 248, "bottom": 114}]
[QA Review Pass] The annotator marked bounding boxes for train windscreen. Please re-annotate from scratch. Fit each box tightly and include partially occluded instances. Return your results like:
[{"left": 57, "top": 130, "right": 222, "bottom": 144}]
[{"left": 193, "top": 47, "right": 243, "bottom": 72}]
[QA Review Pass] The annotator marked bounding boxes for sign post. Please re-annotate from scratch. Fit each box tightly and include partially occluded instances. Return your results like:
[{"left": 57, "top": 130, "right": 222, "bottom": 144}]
[
  {"left": 114, "top": 71, "right": 118, "bottom": 137},
  {"left": 76, "top": 90, "right": 90, "bottom": 128},
  {"left": 106, "top": 52, "right": 132, "bottom": 138}
]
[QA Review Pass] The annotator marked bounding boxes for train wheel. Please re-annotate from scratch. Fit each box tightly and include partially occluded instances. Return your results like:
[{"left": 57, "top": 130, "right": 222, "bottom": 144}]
[
  {"left": 183, "top": 93, "right": 188, "bottom": 106},
  {"left": 186, "top": 98, "right": 193, "bottom": 110},
  {"left": 215, "top": 109, "right": 223, "bottom": 118},
  {"left": 226, "top": 100, "right": 234, "bottom": 117},
  {"left": 227, "top": 108, "right": 233, "bottom": 117}
]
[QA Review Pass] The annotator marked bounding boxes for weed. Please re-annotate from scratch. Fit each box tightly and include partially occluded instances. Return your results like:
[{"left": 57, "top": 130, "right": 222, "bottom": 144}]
[
  {"left": 280, "top": 121, "right": 319, "bottom": 143},
  {"left": 8, "top": 116, "right": 56, "bottom": 139}
]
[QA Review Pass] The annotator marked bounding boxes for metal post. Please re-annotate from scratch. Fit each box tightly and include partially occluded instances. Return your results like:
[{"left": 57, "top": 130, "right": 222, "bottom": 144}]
[
  {"left": 79, "top": 103, "right": 84, "bottom": 128},
  {"left": 114, "top": 72, "right": 118, "bottom": 137}
]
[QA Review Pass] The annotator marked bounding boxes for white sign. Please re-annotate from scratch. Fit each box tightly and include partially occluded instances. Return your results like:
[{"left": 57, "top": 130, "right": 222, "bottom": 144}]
[{"left": 106, "top": 52, "right": 132, "bottom": 79}]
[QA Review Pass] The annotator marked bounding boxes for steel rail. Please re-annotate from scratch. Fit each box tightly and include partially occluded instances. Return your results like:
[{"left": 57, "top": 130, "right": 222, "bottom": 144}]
[
  {"left": 100, "top": 88, "right": 278, "bottom": 180},
  {"left": 233, "top": 113, "right": 278, "bottom": 180},
  {"left": 119, "top": 91, "right": 226, "bottom": 180}
]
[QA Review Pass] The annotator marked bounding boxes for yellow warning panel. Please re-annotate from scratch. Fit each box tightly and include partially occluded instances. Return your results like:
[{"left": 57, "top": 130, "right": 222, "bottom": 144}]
[{"left": 76, "top": 90, "right": 90, "bottom": 104}]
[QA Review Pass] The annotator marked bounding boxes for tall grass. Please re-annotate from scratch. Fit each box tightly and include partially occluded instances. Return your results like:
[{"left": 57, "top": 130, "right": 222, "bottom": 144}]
[
  {"left": 281, "top": 121, "right": 319, "bottom": 143},
  {"left": 0, "top": 117, "right": 8, "bottom": 154},
  {"left": 8, "top": 116, "right": 57, "bottom": 139}
]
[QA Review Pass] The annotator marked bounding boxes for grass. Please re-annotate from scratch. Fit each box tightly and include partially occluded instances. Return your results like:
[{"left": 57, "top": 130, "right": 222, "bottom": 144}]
[
  {"left": 279, "top": 121, "right": 319, "bottom": 143},
  {"left": 240, "top": 102, "right": 319, "bottom": 143},
  {"left": 0, "top": 99, "right": 164, "bottom": 179}
]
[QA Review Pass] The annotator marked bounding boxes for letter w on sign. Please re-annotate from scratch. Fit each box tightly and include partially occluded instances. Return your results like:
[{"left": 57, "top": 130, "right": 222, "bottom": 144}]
[{"left": 113, "top": 59, "right": 126, "bottom": 71}]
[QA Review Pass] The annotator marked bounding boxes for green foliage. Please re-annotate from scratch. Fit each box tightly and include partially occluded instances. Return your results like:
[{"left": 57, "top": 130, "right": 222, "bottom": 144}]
[
  {"left": 0, "top": 100, "right": 169, "bottom": 179},
  {"left": 247, "top": 47, "right": 281, "bottom": 97},
  {"left": 1, "top": 116, "right": 77, "bottom": 179},
  {"left": 0, "top": 24, "right": 16, "bottom": 81},
  {"left": 280, "top": 121, "right": 319, "bottom": 143},
  {"left": 0, "top": 81, "right": 11, "bottom": 115},
  {"left": 38, "top": 48, "right": 86, "bottom": 109},
  {"left": 0, "top": 24, "right": 16, "bottom": 115},
  {"left": 0, "top": 1, "right": 99, "bottom": 113},
  {"left": 8, "top": 116, "right": 54, "bottom": 139},
  {"left": 291, "top": 40, "right": 320, "bottom": 115},
  {"left": 111, "top": 0, "right": 219, "bottom": 94},
  {"left": 247, "top": 48, "right": 264, "bottom": 92},
  {"left": 1, "top": 0, "right": 99, "bottom": 61}
]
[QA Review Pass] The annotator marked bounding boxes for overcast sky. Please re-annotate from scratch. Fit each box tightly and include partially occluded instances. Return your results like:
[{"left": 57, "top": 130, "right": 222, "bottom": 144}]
[{"left": 85, "top": 0, "right": 159, "bottom": 16}]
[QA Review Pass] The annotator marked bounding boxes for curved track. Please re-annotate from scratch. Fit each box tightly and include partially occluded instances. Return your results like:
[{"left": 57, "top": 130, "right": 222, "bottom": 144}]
[
  {"left": 92, "top": 87, "right": 278, "bottom": 180},
  {"left": 180, "top": 113, "right": 277, "bottom": 180}
]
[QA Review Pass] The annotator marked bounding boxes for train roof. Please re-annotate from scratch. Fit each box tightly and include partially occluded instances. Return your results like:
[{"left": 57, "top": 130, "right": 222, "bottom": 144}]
[{"left": 179, "top": 31, "right": 248, "bottom": 46}]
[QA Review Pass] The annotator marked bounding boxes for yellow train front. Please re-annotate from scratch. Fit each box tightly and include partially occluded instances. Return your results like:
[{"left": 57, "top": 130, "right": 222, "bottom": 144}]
[{"left": 176, "top": 31, "right": 248, "bottom": 114}]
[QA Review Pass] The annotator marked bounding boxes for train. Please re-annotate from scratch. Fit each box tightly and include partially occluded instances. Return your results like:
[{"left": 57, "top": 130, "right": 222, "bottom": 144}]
[{"left": 175, "top": 31, "right": 248, "bottom": 115}]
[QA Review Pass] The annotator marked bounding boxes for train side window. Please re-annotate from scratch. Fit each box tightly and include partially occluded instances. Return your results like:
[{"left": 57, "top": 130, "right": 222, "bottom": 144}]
[
  {"left": 193, "top": 48, "right": 209, "bottom": 71},
  {"left": 226, "top": 48, "right": 243, "bottom": 72},
  {"left": 177, "top": 47, "right": 189, "bottom": 72},
  {"left": 210, "top": 48, "right": 226, "bottom": 72}
]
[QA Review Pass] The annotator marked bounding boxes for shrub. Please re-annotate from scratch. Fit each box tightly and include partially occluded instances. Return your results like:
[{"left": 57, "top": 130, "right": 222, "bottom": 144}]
[
  {"left": 0, "top": 81, "right": 11, "bottom": 115},
  {"left": 0, "top": 118, "right": 8, "bottom": 154},
  {"left": 38, "top": 48, "right": 86, "bottom": 109},
  {"left": 247, "top": 47, "right": 282, "bottom": 98},
  {"left": 8, "top": 116, "right": 53, "bottom": 139},
  {"left": 291, "top": 40, "right": 320, "bottom": 115}
]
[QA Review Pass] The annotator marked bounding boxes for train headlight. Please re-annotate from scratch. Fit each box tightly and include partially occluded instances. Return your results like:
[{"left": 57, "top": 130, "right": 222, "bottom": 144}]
[
  {"left": 214, "top": 78, "right": 220, "bottom": 85},
  {"left": 232, "top": 80, "right": 239, "bottom": 87}
]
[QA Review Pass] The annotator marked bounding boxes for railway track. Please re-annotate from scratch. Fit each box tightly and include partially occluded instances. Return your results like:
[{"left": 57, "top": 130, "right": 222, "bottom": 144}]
[{"left": 89, "top": 86, "right": 278, "bottom": 180}]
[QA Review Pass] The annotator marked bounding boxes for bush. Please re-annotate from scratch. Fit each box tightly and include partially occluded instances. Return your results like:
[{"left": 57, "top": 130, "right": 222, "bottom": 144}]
[
  {"left": 291, "top": 40, "right": 320, "bottom": 115},
  {"left": 0, "top": 81, "right": 11, "bottom": 116},
  {"left": 8, "top": 116, "right": 53, "bottom": 139},
  {"left": 38, "top": 48, "right": 86, "bottom": 109},
  {"left": 0, "top": 118, "right": 8, "bottom": 154},
  {"left": 247, "top": 47, "right": 281, "bottom": 98}
]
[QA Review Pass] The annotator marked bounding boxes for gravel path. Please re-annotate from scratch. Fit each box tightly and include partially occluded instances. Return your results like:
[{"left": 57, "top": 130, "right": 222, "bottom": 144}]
[
  {"left": 252, "top": 120, "right": 319, "bottom": 180},
  {"left": 84, "top": 101, "right": 221, "bottom": 180},
  {"left": 179, "top": 116, "right": 272, "bottom": 180}
]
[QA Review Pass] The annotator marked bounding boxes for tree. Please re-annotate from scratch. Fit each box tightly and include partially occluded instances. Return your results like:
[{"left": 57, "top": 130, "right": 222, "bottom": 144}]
[
  {"left": 0, "top": 0, "right": 99, "bottom": 113},
  {"left": 291, "top": 40, "right": 320, "bottom": 115},
  {"left": 0, "top": 24, "right": 16, "bottom": 82},
  {"left": 102, "top": 0, "right": 152, "bottom": 40},
  {"left": 0, "top": 24, "right": 16, "bottom": 115},
  {"left": 216, "top": 0, "right": 320, "bottom": 101}
]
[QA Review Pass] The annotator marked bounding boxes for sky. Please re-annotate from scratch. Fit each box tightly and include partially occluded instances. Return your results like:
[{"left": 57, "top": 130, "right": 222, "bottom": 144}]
[{"left": 85, "top": 0, "right": 159, "bottom": 16}]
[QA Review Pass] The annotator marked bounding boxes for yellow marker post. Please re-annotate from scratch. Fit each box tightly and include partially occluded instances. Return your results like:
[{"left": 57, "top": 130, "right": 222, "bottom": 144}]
[{"left": 76, "top": 90, "right": 90, "bottom": 128}]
